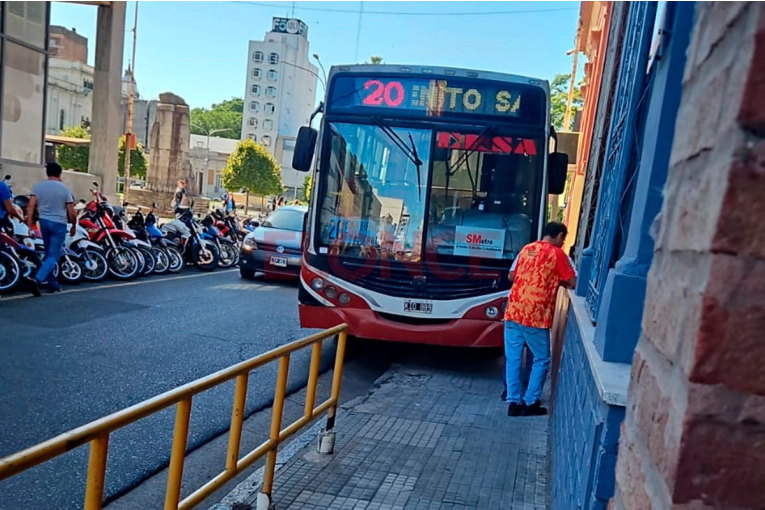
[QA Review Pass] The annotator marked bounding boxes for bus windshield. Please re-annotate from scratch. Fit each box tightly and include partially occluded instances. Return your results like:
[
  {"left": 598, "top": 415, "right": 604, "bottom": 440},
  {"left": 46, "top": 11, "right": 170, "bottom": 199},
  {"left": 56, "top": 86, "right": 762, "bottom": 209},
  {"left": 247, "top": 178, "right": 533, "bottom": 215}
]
[
  {"left": 317, "top": 122, "right": 432, "bottom": 262},
  {"left": 316, "top": 123, "right": 543, "bottom": 263}
]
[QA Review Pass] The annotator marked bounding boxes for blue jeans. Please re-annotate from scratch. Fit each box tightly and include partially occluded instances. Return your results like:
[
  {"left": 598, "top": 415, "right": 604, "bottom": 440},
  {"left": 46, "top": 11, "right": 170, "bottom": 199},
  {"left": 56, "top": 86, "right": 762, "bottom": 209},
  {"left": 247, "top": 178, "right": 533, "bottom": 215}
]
[
  {"left": 36, "top": 219, "right": 67, "bottom": 287},
  {"left": 504, "top": 321, "right": 551, "bottom": 405}
]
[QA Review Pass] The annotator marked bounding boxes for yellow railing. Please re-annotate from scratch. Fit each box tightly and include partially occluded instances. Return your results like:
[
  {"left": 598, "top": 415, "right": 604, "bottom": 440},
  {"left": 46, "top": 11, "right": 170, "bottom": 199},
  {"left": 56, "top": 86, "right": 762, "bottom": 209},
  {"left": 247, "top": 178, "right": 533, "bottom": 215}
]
[{"left": 0, "top": 324, "right": 349, "bottom": 510}]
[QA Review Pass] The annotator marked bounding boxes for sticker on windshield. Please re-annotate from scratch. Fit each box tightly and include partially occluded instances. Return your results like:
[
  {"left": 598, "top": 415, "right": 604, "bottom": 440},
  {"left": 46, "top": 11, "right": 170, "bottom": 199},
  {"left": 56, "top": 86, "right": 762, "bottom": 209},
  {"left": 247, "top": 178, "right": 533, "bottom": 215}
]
[
  {"left": 326, "top": 217, "right": 378, "bottom": 244},
  {"left": 453, "top": 226, "right": 506, "bottom": 259}
]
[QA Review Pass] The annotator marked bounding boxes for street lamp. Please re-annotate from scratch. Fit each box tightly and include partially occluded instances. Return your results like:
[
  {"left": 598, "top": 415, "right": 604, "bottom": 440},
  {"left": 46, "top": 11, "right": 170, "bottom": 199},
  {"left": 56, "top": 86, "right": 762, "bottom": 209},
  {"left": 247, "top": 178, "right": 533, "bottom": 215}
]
[
  {"left": 312, "top": 53, "right": 328, "bottom": 86},
  {"left": 281, "top": 60, "right": 326, "bottom": 90},
  {"left": 191, "top": 124, "right": 232, "bottom": 192}
]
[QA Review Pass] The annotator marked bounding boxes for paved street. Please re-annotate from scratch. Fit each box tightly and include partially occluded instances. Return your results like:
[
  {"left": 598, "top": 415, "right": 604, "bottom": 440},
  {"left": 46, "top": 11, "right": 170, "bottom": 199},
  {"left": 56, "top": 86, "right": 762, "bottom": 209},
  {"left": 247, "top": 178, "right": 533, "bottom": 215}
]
[{"left": 0, "top": 270, "right": 337, "bottom": 509}]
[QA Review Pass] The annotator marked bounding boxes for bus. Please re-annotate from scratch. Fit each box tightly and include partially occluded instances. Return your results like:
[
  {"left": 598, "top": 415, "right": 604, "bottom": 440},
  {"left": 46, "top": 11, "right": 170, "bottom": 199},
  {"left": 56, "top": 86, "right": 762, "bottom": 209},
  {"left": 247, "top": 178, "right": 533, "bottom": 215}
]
[{"left": 290, "top": 64, "right": 568, "bottom": 348}]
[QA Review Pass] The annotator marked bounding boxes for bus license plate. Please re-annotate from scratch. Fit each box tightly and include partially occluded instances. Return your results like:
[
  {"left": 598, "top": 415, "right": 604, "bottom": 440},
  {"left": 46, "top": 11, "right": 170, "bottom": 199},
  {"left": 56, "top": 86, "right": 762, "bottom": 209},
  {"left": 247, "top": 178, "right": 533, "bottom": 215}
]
[
  {"left": 404, "top": 301, "right": 433, "bottom": 314},
  {"left": 270, "top": 256, "right": 288, "bottom": 268}
]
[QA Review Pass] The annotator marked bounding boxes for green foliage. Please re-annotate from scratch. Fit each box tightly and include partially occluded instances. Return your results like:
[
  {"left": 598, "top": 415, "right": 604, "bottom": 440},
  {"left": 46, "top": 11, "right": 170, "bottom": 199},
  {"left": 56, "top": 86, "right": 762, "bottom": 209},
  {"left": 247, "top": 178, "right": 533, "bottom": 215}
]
[
  {"left": 56, "top": 125, "right": 91, "bottom": 172},
  {"left": 366, "top": 56, "right": 384, "bottom": 64},
  {"left": 118, "top": 135, "right": 148, "bottom": 179},
  {"left": 222, "top": 138, "right": 283, "bottom": 197},
  {"left": 190, "top": 98, "right": 243, "bottom": 140},
  {"left": 301, "top": 174, "right": 313, "bottom": 202},
  {"left": 550, "top": 73, "right": 584, "bottom": 132}
]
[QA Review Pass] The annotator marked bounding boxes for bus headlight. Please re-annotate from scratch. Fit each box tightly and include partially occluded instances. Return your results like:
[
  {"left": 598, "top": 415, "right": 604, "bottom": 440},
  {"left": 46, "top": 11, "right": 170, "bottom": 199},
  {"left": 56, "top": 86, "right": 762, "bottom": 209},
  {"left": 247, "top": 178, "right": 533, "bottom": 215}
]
[
  {"left": 311, "top": 278, "right": 325, "bottom": 291},
  {"left": 485, "top": 305, "right": 499, "bottom": 319},
  {"left": 324, "top": 286, "right": 338, "bottom": 299},
  {"left": 338, "top": 293, "right": 351, "bottom": 305}
]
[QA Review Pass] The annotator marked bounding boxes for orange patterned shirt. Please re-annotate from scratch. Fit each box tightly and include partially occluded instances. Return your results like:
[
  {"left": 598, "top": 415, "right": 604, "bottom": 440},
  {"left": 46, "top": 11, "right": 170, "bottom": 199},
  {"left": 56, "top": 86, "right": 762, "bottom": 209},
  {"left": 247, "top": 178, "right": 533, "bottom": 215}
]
[{"left": 504, "top": 241, "right": 575, "bottom": 329}]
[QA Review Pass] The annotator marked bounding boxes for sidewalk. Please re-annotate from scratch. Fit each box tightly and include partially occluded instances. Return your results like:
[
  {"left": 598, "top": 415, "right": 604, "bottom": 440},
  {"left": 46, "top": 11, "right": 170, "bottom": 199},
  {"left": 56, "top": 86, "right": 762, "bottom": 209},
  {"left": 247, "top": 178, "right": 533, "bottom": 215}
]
[{"left": 228, "top": 351, "right": 550, "bottom": 510}]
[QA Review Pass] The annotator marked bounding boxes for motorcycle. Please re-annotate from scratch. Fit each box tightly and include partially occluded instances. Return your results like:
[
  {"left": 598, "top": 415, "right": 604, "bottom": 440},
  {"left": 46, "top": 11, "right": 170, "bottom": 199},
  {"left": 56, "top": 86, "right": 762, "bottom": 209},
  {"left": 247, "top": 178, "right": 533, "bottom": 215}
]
[
  {"left": 201, "top": 212, "right": 238, "bottom": 269},
  {"left": 113, "top": 203, "right": 157, "bottom": 277},
  {"left": 0, "top": 239, "right": 22, "bottom": 293},
  {"left": 161, "top": 201, "right": 219, "bottom": 271},
  {"left": 144, "top": 203, "right": 183, "bottom": 274},
  {"left": 79, "top": 183, "right": 141, "bottom": 280},
  {"left": 8, "top": 217, "right": 84, "bottom": 286}
]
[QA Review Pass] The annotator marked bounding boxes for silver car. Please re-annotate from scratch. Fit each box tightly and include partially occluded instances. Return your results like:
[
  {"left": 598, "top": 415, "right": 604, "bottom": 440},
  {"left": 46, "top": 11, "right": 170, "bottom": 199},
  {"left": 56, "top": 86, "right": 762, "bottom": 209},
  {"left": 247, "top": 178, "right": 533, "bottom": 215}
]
[{"left": 239, "top": 205, "right": 307, "bottom": 279}]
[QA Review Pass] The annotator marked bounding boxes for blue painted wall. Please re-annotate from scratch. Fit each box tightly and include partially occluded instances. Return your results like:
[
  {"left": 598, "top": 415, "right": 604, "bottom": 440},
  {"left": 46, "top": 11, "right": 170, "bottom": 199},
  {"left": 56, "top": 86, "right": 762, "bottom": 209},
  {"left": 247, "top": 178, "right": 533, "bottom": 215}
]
[{"left": 552, "top": 308, "right": 625, "bottom": 510}]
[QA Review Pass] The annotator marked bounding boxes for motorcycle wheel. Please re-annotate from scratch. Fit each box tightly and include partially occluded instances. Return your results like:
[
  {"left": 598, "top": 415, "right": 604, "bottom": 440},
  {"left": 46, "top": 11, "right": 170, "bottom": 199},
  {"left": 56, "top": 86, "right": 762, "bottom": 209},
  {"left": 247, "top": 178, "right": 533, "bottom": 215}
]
[
  {"left": 128, "top": 246, "right": 146, "bottom": 278},
  {"left": 151, "top": 247, "right": 170, "bottom": 275},
  {"left": 217, "top": 240, "right": 239, "bottom": 269},
  {"left": 80, "top": 249, "right": 109, "bottom": 282},
  {"left": 192, "top": 242, "right": 219, "bottom": 272},
  {"left": 165, "top": 246, "right": 183, "bottom": 274},
  {"left": 58, "top": 257, "right": 84, "bottom": 285},
  {"left": 137, "top": 247, "right": 156, "bottom": 276},
  {"left": 0, "top": 249, "right": 22, "bottom": 293},
  {"left": 17, "top": 251, "right": 43, "bottom": 280},
  {"left": 106, "top": 246, "right": 140, "bottom": 280}
]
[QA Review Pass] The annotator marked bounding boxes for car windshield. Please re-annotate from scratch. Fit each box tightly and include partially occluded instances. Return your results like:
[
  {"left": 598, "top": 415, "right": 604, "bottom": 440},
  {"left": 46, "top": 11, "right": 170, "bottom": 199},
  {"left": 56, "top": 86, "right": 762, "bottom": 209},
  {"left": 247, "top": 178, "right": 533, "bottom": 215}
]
[
  {"left": 316, "top": 122, "right": 432, "bottom": 262},
  {"left": 425, "top": 131, "right": 543, "bottom": 261},
  {"left": 262, "top": 208, "right": 305, "bottom": 231}
]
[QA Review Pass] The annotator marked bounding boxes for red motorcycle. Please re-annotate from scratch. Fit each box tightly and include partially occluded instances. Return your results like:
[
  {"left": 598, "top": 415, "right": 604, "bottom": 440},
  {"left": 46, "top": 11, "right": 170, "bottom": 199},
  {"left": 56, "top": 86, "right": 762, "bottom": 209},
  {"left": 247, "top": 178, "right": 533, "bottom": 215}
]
[{"left": 79, "top": 183, "right": 141, "bottom": 280}]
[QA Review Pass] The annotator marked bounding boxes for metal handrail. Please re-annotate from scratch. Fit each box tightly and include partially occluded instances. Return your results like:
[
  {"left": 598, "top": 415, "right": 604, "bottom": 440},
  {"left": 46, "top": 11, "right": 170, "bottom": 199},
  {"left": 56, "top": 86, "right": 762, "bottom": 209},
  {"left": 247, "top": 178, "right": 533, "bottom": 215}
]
[{"left": 0, "top": 324, "right": 349, "bottom": 510}]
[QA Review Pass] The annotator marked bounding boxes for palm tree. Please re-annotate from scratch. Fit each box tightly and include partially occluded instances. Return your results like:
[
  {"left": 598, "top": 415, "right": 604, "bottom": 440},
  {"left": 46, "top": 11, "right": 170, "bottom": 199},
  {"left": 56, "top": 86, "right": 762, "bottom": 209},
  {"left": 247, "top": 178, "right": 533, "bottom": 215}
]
[{"left": 367, "top": 56, "right": 384, "bottom": 65}]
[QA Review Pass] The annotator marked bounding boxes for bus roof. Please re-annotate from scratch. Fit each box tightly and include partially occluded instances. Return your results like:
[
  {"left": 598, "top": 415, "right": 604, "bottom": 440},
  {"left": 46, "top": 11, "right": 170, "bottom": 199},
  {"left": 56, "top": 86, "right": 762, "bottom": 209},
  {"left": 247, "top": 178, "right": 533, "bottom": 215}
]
[{"left": 326, "top": 64, "right": 550, "bottom": 93}]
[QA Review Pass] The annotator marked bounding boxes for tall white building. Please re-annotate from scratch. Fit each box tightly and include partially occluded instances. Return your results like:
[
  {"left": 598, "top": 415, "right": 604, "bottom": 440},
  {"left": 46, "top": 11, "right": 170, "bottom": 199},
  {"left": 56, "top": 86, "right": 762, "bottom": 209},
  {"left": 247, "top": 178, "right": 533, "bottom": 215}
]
[{"left": 241, "top": 18, "right": 319, "bottom": 194}]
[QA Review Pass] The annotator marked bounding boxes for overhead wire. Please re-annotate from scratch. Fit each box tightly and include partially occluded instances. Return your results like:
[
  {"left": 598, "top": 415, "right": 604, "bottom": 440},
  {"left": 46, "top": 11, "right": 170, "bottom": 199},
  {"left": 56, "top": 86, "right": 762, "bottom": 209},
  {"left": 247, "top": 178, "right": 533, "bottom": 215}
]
[{"left": 228, "top": 2, "right": 578, "bottom": 17}]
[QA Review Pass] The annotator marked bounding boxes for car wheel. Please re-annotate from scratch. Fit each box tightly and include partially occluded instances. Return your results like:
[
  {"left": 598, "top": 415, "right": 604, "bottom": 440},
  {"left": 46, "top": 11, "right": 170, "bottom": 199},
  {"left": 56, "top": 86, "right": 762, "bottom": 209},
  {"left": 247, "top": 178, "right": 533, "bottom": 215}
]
[{"left": 239, "top": 268, "right": 256, "bottom": 280}]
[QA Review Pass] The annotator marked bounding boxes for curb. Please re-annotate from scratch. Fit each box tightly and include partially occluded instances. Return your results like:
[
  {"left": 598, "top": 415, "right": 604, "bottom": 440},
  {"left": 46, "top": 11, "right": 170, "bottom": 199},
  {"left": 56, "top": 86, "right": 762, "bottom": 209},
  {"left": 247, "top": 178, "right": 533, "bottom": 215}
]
[{"left": 207, "top": 366, "right": 399, "bottom": 510}]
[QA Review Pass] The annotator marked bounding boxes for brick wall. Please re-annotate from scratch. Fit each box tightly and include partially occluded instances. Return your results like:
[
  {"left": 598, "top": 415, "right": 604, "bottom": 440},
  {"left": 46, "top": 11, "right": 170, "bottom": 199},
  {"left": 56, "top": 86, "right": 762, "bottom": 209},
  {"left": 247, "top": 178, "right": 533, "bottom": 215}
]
[
  {"left": 613, "top": 3, "right": 765, "bottom": 508},
  {"left": 552, "top": 305, "right": 625, "bottom": 510}
]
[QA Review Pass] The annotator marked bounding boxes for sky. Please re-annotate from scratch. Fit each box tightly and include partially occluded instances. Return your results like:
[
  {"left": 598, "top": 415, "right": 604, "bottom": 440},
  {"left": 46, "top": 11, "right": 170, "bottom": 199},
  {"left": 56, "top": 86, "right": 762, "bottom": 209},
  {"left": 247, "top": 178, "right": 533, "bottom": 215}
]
[{"left": 50, "top": 1, "right": 582, "bottom": 110}]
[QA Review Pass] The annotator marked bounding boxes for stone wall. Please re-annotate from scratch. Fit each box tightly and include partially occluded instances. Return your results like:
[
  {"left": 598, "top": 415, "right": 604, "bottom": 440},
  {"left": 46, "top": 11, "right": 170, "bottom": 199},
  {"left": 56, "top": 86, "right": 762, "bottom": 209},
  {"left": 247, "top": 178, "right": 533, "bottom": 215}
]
[
  {"left": 613, "top": 3, "right": 765, "bottom": 509},
  {"left": 2, "top": 162, "right": 100, "bottom": 202}
]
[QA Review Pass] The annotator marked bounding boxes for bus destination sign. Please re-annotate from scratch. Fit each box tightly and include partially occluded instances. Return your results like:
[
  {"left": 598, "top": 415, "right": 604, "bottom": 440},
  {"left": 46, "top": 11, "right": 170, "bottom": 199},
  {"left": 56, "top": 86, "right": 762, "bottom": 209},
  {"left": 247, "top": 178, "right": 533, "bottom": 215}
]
[{"left": 328, "top": 75, "right": 544, "bottom": 123}]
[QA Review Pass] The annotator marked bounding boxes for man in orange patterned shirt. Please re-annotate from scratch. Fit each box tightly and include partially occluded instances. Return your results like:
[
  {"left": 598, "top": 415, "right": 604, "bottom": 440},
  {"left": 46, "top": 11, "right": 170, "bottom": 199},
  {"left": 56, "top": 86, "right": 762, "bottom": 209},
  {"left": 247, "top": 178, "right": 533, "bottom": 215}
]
[{"left": 505, "top": 222, "right": 576, "bottom": 416}]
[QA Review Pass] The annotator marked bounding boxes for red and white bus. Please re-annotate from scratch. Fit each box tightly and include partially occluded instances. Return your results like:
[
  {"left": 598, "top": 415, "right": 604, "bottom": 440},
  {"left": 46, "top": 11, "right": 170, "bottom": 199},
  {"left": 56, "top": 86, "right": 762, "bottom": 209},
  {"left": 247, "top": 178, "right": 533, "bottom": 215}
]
[{"left": 291, "top": 64, "right": 568, "bottom": 348}]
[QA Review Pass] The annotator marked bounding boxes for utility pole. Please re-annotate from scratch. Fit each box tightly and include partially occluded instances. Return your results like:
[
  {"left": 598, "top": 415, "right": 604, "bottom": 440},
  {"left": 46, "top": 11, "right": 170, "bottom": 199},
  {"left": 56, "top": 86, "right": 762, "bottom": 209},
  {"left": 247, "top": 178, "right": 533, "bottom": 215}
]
[
  {"left": 123, "top": 1, "right": 138, "bottom": 202},
  {"left": 563, "top": 27, "right": 581, "bottom": 132}
]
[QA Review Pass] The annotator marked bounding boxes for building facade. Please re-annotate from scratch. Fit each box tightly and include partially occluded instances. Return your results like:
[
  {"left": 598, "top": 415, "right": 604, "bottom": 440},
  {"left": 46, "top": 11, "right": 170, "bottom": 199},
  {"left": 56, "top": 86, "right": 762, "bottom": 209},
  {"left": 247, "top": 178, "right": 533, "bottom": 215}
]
[
  {"left": 120, "top": 71, "right": 158, "bottom": 152},
  {"left": 189, "top": 133, "right": 237, "bottom": 199},
  {"left": 241, "top": 17, "right": 318, "bottom": 194},
  {"left": 45, "top": 25, "right": 95, "bottom": 135},
  {"left": 1, "top": 1, "right": 49, "bottom": 167},
  {"left": 551, "top": 2, "right": 696, "bottom": 508}
]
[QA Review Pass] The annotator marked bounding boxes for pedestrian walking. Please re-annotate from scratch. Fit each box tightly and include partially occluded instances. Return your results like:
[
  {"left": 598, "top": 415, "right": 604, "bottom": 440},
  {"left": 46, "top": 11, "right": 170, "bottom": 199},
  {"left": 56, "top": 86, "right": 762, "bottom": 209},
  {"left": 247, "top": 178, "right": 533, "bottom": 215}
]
[
  {"left": 504, "top": 221, "right": 577, "bottom": 417},
  {"left": 26, "top": 163, "right": 77, "bottom": 296}
]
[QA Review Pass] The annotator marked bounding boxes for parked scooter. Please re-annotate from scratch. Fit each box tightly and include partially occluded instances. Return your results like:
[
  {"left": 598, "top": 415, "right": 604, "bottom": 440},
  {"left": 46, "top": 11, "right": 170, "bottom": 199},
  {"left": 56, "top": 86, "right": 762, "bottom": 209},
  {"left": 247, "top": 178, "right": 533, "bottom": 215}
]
[
  {"left": 161, "top": 201, "right": 219, "bottom": 271},
  {"left": 201, "top": 211, "right": 238, "bottom": 269}
]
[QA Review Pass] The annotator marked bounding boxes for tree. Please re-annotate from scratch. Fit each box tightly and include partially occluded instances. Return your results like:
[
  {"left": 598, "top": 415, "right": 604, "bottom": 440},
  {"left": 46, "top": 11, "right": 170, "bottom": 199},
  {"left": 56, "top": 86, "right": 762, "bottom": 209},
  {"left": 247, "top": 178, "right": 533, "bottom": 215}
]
[
  {"left": 301, "top": 174, "right": 312, "bottom": 202},
  {"left": 55, "top": 126, "right": 148, "bottom": 178},
  {"left": 118, "top": 135, "right": 148, "bottom": 179},
  {"left": 222, "top": 138, "right": 282, "bottom": 197},
  {"left": 550, "top": 73, "right": 584, "bottom": 132},
  {"left": 366, "top": 56, "right": 384, "bottom": 65},
  {"left": 190, "top": 98, "right": 243, "bottom": 140},
  {"left": 56, "top": 125, "right": 91, "bottom": 172}
]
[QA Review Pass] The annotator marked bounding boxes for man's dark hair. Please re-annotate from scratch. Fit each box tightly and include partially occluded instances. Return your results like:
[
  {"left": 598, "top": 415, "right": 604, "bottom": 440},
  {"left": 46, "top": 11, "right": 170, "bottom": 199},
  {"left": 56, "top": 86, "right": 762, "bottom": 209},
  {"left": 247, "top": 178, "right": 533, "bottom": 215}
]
[
  {"left": 45, "top": 162, "right": 63, "bottom": 177},
  {"left": 543, "top": 221, "right": 568, "bottom": 238}
]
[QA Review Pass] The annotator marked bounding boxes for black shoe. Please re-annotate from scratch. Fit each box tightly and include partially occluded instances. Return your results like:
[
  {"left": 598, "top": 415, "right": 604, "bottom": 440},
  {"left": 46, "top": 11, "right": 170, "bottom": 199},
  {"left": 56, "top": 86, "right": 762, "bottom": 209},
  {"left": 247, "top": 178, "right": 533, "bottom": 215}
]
[
  {"left": 27, "top": 278, "right": 41, "bottom": 297},
  {"left": 521, "top": 400, "right": 548, "bottom": 416},
  {"left": 507, "top": 402, "right": 523, "bottom": 417},
  {"left": 501, "top": 389, "right": 507, "bottom": 401}
]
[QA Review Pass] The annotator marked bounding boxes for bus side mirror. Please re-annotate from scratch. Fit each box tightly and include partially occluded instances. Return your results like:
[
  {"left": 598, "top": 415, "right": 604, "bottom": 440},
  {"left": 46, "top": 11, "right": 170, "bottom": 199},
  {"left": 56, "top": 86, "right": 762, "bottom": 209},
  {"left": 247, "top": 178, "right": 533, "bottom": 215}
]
[
  {"left": 292, "top": 126, "right": 317, "bottom": 172},
  {"left": 548, "top": 152, "right": 568, "bottom": 195}
]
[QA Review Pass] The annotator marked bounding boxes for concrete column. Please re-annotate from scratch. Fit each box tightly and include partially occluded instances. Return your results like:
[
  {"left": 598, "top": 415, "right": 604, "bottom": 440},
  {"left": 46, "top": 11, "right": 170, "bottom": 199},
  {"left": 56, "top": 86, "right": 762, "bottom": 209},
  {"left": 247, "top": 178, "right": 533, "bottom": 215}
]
[
  {"left": 88, "top": 2, "right": 126, "bottom": 201},
  {"left": 614, "top": 3, "right": 765, "bottom": 508},
  {"left": 593, "top": 2, "right": 694, "bottom": 363}
]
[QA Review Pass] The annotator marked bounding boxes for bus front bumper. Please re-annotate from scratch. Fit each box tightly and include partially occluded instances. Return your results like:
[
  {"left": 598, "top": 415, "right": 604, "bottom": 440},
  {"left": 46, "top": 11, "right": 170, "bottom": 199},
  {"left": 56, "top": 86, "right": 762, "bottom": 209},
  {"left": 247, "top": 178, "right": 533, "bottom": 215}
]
[{"left": 299, "top": 304, "right": 504, "bottom": 348}]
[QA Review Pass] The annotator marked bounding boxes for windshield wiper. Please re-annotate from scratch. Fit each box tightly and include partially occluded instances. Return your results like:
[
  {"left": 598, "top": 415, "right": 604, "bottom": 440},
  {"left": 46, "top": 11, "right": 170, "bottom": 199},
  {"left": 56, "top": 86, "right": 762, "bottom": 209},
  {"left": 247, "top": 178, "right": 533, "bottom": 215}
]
[{"left": 372, "top": 118, "right": 424, "bottom": 200}]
